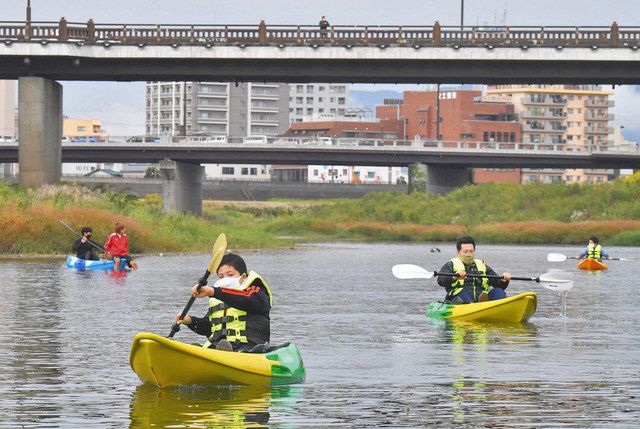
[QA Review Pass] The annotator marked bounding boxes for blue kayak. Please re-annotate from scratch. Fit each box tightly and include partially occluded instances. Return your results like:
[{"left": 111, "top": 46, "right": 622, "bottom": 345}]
[{"left": 65, "top": 255, "right": 126, "bottom": 271}]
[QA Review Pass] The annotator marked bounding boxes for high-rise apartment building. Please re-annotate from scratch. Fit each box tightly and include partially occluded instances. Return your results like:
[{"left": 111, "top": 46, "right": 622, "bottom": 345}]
[
  {"left": 288, "top": 84, "right": 349, "bottom": 123},
  {"left": 146, "top": 81, "right": 289, "bottom": 181},
  {"left": 486, "top": 85, "right": 614, "bottom": 184},
  {"left": 146, "top": 82, "right": 289, "bottom": 137}
]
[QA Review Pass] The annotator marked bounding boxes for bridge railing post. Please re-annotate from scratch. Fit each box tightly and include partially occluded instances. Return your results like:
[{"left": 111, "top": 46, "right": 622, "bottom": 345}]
[
  {"left": 190, "top": 25, "right": 195, "bottom": 43},
  {"left": 156, "top": 25, "right": 161, "bottom": 44},
  {"left": 87, "top": 19, "right": 95, "bottom": 43},
  {"left": 58, "top": 17, "right": 68, "bottom": 42},
  {"left": 296, "top": 25, "right": 301, "bottom": 44},
  {"left": 364, "top": 26, "right": 369, "bottom": 43},
  {"left": 611, "top": 21, "right": 619, "bottom": 47},
  {"left": 433, "top": 21, "right": 441, "bottom": 46}
]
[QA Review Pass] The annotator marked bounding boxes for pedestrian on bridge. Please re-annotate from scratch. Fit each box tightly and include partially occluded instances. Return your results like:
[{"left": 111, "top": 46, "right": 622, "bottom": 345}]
[{"left": 319, "top": 16, "right": 330, "bottom": 39}]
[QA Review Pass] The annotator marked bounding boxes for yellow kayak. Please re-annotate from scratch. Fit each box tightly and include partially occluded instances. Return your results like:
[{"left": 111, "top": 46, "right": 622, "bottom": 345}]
[
  {"left": 426, "top": 292, "right": 537, "bottom": 323},
  {"left": 577, "top": 258, "right": 608, "bottom": 271},
  {"left": 130, "top": 332, "right": 305, "bottom": 388}
]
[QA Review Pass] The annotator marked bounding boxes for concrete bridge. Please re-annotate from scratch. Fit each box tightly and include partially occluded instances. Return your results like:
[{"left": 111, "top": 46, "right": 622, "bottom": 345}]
[
  {"left": 2, "top": 19, "right": 639, "bottom": 214},
  {"left": 1, "top": 21, "right": 640, "bottom": 83}
]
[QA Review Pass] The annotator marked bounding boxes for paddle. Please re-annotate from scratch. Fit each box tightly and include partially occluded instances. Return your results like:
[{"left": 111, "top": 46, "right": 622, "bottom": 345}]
[
  {"left": 59, "top": 219, "right": 105, "bottom": 253},
  {"left": 547, "top": 252, "right": 637, "bottom": 262},
  {"left": 392, "top": 263, "right": 574, "bottom": 291},
  {"left": 168, "top": 233, "right": 227, "bottom": 338}
]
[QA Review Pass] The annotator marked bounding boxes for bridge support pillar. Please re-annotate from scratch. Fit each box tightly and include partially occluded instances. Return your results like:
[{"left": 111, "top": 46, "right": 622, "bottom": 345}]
[
  {"left": 409, "top": 163, "right": 471, "bottom": 194},
  {"left": 18, "top": 77, "right": 62, "bottom": 187},
  {"left": 159, "top": 160, "right": 204, "bottom": 215}
]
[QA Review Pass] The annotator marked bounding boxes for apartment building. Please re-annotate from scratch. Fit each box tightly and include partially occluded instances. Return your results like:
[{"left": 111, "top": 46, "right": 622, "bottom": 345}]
[
  {"left": 486, "top": 85, "right": 614, "bottom": 184},
  {"left": 145, "top": 81, "right": 289, "bottom": 181},
  {"left": 0, "top": 80, "right": 16, "bottom": 178},
  {"left": 288, "top": 84, "right": 349, "bottom": 123}
]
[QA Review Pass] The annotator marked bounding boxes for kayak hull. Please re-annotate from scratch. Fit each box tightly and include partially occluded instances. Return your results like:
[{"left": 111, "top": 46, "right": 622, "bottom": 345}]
[
  {"left": 577, "top": 258, "right": 608, "bottom": 271},
  {"left": 427, "top": 292, "right": 537, "bottom": 323},
  {"left": 65, "top": 255, "right": 125, "bottom": 271},
  {"left": 129, "top": 332, "right": 305, "bottom": 388}
]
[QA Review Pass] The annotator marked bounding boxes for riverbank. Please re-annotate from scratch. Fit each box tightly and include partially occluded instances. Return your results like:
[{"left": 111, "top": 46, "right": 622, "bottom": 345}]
[{"left": 2, "top": 175, "right": 640, "bottom": 255}]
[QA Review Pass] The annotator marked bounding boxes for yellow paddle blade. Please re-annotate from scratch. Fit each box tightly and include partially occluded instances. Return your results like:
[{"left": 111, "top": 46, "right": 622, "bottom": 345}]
[{"left": 207, "top": 233, "right": 227, "bottom": 275}]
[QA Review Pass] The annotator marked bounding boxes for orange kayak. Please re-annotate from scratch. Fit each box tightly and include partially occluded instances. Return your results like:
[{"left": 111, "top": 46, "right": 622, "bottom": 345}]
[{"left": 577, "top": 258, "right": 608, "bottom": 271}]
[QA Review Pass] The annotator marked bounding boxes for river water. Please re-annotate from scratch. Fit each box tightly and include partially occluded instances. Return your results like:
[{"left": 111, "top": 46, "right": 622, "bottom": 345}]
[{"left": 0, "top": 243, "right": 638, "bottom": 428}]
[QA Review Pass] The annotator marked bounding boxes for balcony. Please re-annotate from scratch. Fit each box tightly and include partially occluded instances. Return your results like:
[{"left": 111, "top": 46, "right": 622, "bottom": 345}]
[
  {"left": 584, "top": 126, "right": 613, "bottom": 135},
  {"left": 585, "top": 111, "right": 614, "bottom": 121},
  {"left": 585, "top": 99, "right": 615, "bottom": 108},
  {"left": 521, "top": 95, "right": 567, "bottom": 106},
  {"left": 522, "top": 123, "right": 567, "bottom": 133},
  {"left": 521, "top": 110, "right": 567, "bottom": 120}
]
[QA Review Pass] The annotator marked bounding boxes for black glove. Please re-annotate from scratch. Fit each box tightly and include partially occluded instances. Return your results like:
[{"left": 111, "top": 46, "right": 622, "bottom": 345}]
[{"left": 198, "top": 277, "right": 208, "bottom": 287}]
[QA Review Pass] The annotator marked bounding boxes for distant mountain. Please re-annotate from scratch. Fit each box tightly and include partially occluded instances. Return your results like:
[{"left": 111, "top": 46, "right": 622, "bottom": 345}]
[{"left": 349, "top": 90, "right": 403, "bottom": 115}]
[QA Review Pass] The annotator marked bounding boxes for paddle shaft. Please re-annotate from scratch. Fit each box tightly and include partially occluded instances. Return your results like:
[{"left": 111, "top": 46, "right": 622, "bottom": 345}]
[
  {"left": 59, "top": 220, "right": 105, "bottom": 252},
  {"left": 435, "top": 271, "right": 537, "bottom": 282},
  {"left": 167, "top": 269, "right": 212, "bottom": 338}
]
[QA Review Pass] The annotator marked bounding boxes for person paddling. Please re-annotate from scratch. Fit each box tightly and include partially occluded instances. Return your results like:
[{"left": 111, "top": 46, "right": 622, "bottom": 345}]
[
  {"left": 104, "top": 222, "right": 138, "bottom": 272},
  {"left": 174, "top": 253, "right": 272, "bottom": 352},
  {"left": 72, "top": 226, "right": 100, "bottom": 261},
  {"left": 437, "top": 235, "right": 511, "bottom": 304},
  {"left": 578, "top": 236, "right": 610, "bottom": 261}
]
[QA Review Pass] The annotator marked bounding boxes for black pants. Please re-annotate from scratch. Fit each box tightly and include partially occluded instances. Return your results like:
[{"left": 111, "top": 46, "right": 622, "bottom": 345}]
[{"left": 79, "top": 250, "right": 99, "bottom": 261}]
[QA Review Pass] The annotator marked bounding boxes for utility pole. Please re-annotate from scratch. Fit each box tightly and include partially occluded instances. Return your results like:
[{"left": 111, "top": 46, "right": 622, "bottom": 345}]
[
  {"left": 25, "top": 0, "right": 32, "bottom": 40},
  {"left": 460, "top": 0, "right": 464, "bottom": 30}
]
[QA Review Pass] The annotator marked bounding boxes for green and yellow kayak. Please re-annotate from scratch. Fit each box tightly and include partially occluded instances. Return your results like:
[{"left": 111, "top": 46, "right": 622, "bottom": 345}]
[
  {"left": 129, "top": 332, "right": 305, "bottom": 388},
  {"left": 577, "top": 258, "right": 608, "bottom": 271},
  {"left": 426, "top": 292, "right": 537, "bottom": 323}
]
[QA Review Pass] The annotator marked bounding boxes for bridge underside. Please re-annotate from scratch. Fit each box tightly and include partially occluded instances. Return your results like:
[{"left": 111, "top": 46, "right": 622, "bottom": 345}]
[{"left": 2, "top": 45, "right": 640, "bottom": 83}]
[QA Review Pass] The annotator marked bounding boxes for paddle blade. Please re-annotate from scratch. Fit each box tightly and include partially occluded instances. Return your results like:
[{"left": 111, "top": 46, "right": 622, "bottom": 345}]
[
  {"left": 539, "top": 271, "right": 574, "bottom": 291},
  {"left": 207, "top": 233, "right": 227, "bottom": 275},
  {"left": 547, "top": 253, "right": 569, "bottom": 262},
  {"left": 392, "top": 264, "right": 434, "bottom": 280}
]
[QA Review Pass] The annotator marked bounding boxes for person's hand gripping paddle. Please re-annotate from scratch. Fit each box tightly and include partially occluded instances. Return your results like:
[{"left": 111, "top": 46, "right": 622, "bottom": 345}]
[{"left": 168, "top": 233, "right": 227, "bottom": 338}]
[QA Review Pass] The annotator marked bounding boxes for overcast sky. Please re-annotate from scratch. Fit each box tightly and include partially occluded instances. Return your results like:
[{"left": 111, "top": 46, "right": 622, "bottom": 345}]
[{"left": 4, "top": 0, "right": 640, "bottom": 137}]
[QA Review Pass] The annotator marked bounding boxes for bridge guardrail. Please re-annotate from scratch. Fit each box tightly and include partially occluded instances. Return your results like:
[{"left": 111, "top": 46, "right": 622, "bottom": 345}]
[{"left": 2, "top": 20, "right": 639, "bottom": 49}]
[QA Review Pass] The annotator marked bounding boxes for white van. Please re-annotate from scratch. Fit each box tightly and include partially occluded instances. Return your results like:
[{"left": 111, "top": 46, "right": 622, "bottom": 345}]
[
  {"left": 243, "top": 135, "right": 269, "bottom": 144},
  {"left": 204, "top": 135, "right": 227, "bottom": 144}
]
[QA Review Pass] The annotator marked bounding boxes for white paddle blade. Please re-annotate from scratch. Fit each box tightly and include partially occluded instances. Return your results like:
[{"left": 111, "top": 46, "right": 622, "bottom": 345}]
[
  {"left": 539, "top": 271, "right": 574, "bottom": 291},
  {"left": 547, "top": 253, "right": 569, "bottom": 262},
  {"left": 392, "top": 264, "right": 434, "bottom": 280}
]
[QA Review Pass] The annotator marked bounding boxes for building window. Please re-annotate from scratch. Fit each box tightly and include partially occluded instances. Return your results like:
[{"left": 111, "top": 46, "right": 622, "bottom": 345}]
[
  {"left": 367, "top": 171, "right": 375, "bottom": 179},
  {"left": 250, "top": 168, "right": 258, "bottom": 175},
  {"left": 313, "top": 169, "right": 318, "bottom": 176},
  {"left": 222, "top": 167, "right": 235, "bottom": 175},
  {"left": 241, "top": 167, "right": 248, "bottom": 175},
  {"left": 77, "top": 126, "right": 86, "bottom": 132}
]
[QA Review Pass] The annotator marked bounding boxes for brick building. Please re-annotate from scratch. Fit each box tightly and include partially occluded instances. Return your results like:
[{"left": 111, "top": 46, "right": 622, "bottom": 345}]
[{"left": 376, "top": 89, "right": 522, "bottom": 183}]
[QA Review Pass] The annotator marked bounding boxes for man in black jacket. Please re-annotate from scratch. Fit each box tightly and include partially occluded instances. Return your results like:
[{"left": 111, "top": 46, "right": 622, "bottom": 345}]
[{"left": 72, "top": 227, "right": 100, "bottom": 260}]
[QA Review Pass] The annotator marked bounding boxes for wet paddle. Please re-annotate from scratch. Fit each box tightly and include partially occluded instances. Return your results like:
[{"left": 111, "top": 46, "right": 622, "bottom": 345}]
[
  {"left": 392, "top": 263, "right": 574, "bottom": 291},
  {"left": 59, "top": 219, "right": 105, "bottom": 253},
  {"left": 168, "top": 233, "right": 227, "bottom": 338},
  {"left": 547, "top": 252, "right": 636, "bottom": 262}
]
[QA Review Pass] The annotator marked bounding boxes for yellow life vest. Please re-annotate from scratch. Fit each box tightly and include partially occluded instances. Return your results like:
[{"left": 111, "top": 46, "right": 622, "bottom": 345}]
[
  {"left": 587, "top": 244, "right": 602, "bottom": 259},
  {"left": 206, "top": 271, "right": 272, "bottom": 347},
  {"left": 449, "top": 257, "right": 489, "bottom": 299}
]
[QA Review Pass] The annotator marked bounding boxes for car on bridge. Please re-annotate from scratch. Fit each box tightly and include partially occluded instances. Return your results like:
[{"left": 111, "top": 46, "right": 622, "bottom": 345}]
[{"left": 127, "top": 136, "right": 161, "bottom": 143}]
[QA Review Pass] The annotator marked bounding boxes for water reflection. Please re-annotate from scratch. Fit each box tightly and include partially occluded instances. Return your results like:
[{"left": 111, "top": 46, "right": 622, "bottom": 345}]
[
  {"left": 129, "top": 384, "right": 301, "bottom": 428},
  {"left": 436, "top": 321, "right": 540, "bottom": 425}
]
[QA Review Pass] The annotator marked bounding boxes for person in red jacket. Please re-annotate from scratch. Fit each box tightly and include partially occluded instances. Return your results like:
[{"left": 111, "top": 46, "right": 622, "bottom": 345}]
[{"left": 104, "top": 222, "right": 138, "bottom": 272}]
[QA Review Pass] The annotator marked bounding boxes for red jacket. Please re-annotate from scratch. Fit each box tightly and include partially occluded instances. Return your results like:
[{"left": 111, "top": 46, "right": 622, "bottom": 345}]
[{"left": 104, "top": 232, "right": 129, "bottom": 256}]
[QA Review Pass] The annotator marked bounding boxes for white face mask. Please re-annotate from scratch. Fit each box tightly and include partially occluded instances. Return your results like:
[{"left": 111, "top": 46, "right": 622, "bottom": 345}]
[
  {"left": 213, "top": 276, "right": 241, "bottom": 289},
  {"left": 588, "top": 243, "right": 595, "bottom": 249}
]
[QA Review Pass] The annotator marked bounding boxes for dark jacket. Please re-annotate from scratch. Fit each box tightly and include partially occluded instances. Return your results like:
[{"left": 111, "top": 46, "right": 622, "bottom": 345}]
[
  {"left": 436, "top": 259, "right": 509, "bottom": 302},
  {"left": 187, "top": 277, "right": 271, "bottom": 349},
  {"left": 72, "top": 238, "right": 100, "bottom": 260}
]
